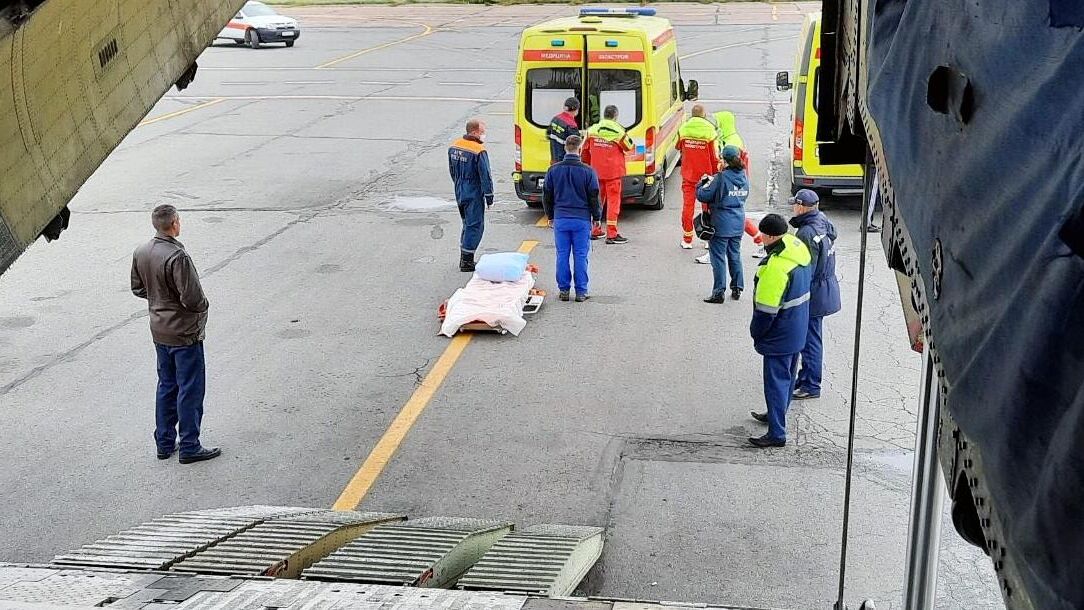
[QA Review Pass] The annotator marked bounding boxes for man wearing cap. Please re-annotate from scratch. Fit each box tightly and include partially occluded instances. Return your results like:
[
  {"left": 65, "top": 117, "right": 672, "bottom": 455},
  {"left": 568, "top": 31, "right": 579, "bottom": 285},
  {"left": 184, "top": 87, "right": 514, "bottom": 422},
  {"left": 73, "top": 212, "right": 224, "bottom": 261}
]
[
  {"left": 547, "top": 97, "right": 581, "bottom": 166},
  {"left": 747, "top": 213, "right": 812, "bottom": 448},
  {"left": 543, "top": 134, "right": 601, "bottom": 302},
  {"left": 788, "top": 189, "right": 841, "bottom": 399},
  {"left": 677, "top": 105, "right": 719, "bottom": 249}
]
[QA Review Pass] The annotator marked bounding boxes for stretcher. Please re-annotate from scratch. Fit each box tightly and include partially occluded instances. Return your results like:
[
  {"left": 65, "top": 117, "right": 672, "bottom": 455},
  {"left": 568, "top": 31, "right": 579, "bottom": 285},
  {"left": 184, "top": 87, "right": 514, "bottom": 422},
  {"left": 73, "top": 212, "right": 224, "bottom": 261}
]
[{"left": 438, "top": 264, "right": 545, "bottom": 336}]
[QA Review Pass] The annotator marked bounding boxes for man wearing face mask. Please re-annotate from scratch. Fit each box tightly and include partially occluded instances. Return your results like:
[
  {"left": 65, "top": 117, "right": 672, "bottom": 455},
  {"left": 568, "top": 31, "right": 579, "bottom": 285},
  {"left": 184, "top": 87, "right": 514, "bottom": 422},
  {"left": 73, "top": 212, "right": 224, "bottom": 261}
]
[{"left": 448, "top": 118, "right": 495, "bottom": 272}]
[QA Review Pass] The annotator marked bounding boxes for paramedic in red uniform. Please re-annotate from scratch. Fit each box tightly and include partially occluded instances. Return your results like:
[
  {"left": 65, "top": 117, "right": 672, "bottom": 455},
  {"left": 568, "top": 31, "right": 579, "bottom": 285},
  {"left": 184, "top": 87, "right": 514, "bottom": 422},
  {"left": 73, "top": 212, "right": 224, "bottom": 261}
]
[
  {"left": 581, "top": 105, "right": 633, "bottom": 244},
  {"left": 677, "top": 105, "right": 719, "bottom": 249}
]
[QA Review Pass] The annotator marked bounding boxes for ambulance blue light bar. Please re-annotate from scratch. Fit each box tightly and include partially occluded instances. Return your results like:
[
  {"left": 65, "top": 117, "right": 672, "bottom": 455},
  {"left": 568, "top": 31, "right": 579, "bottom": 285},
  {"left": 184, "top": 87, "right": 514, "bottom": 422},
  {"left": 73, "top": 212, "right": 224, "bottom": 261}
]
[{"left": 579, "top": 7, "right": 657, "bottom": 17}]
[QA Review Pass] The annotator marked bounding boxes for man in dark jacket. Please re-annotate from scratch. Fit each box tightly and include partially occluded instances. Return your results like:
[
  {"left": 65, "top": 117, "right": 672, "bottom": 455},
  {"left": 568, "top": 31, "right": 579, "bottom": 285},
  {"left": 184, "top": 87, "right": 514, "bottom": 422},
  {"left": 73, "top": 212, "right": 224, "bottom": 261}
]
[
  {"left": 547, "top": 97, "right": 580, "bottom": 166},
  {"left": 748, "top": 214, "right": 812, "bottom": 448},
  {"left": 543, "top": 135, "right": 601, "bottom": 302},
  {"left": 789, "top": 189, "right": 842, "bottom": 399},
  {"left": 449, "top": 118, "right": 495, "bottom": 272},
  {"left": 696, "top": 145, "right": 750, "bottom": 303},
  {"left": 131, "top": 205, "right": 220, "bottom": 464}
]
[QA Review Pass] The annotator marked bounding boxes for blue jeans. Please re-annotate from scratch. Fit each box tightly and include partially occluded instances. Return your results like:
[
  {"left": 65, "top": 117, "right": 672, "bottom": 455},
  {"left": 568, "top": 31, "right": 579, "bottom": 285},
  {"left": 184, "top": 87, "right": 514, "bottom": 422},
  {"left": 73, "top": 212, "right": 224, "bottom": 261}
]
[
  {"left": 458, "top": 197, "right": 485, "bottom": 254},
  {"left": 155, "top": 342, "right": 206, "bottom": 456},
  {"left": 553, "top": 217, "right": 592, "bottom": 294},
  {"left": 764, "top": 353, "right": 800, "bottom": 441},
  {"left": 797, "top": 316, "right": 824, "bottom": 395},
  {"left": 709, "top": 235, "right": 743, "bottom": 297}
]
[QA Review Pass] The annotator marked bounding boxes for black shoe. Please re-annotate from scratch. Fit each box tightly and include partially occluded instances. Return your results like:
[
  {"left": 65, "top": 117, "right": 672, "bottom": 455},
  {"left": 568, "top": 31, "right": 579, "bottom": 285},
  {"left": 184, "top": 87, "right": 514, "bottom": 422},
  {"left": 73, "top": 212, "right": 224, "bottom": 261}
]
[
  {"left": 559, "top": 291, "right": 570, "bottom": 302},
  {"left": 179, "top": 447, "right": 221, "bottom": 464},
  {"left": 589, "top": 233, "right": 603, "bottom": 241},
  {"left": 792, "top": 388, "right": 820, "bottom": 400},
  {"left": 863, "top": 224, "right": 882, "bottom": 233},
  {"left": 703, "top": 294, "right": 726, "bottom": 304},
  {"left": 459, "top": 252, "right": 475, "bottom": 272},
  {"left": 750, "top": 411, "right": 768, "bottom": 423},
  {"left": 606, "top": 235, "right": 629, "bottom": 244},
  {"left": 731, "top": 288, "right": 742, "bottom": 301},
  {"left": 575, "top": 293, "right": 590, "bottom": 302},
  {"left": 156, "top": 443, "right": 178, "bottom": 460},
  {"left": 748, "top": 434, "right": 786, "bottom": 448}
]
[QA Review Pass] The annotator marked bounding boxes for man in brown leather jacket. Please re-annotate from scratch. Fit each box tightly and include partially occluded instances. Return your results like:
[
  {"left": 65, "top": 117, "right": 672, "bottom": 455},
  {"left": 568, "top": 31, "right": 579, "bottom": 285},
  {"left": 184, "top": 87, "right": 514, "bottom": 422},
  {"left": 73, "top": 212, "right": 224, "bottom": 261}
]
[{"left": 131, "top": 205, "right": 220, "bottom": 464}]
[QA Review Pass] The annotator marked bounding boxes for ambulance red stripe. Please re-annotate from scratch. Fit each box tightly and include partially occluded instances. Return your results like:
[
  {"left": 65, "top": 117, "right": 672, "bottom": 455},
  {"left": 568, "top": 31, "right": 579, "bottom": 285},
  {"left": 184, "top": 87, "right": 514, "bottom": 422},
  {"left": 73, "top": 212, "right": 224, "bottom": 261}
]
[
  {"left": 588, "top": 51, "right": 645, "bottom": 63},
  {"left": 522, "top": 50, "right": 583, "bottom": 62}
]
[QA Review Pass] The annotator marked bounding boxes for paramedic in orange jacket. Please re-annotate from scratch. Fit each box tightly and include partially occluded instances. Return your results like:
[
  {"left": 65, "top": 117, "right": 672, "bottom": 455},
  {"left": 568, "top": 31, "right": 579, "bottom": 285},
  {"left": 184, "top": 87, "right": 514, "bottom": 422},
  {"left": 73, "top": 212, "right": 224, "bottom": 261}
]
[
  {"left": 581, "top": 105, "right": 634, "bottom": 244},
  {"left": 677, "top": 105, "right": 719, "bottom": 248}
]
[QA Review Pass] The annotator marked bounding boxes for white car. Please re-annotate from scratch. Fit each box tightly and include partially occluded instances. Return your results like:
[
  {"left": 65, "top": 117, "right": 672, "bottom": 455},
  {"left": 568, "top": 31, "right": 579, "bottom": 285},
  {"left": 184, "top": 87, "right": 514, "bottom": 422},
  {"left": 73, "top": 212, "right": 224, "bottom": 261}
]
[{"left": 218, "top": 1, "right": 300, "bottom": 48}]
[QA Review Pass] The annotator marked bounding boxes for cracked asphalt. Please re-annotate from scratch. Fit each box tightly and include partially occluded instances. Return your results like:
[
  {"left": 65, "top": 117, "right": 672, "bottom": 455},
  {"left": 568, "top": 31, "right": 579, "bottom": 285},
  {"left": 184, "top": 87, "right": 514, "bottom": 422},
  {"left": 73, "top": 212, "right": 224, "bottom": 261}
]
[{"left": 0, "top": 4, "right": 1002, "bottom": 609}]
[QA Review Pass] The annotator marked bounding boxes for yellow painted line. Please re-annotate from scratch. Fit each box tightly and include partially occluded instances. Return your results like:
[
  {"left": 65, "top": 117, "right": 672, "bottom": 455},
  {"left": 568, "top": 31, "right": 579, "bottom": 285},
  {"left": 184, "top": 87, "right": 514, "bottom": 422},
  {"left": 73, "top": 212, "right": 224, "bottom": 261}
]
[
  {"left": 332, "top": 239, "right": 539, "bottom": 511},
  {"left": 138, "top": 98, "right": 224, "bottom": 127},
  {"left": 680, "top": 35, "right": 798, "bottom": 61},
  {"left": 535, "top": 216, "right": 551, "bottom": 228},
  {"left": 316, "top": 23, "right": 434, "bottom": 69}
]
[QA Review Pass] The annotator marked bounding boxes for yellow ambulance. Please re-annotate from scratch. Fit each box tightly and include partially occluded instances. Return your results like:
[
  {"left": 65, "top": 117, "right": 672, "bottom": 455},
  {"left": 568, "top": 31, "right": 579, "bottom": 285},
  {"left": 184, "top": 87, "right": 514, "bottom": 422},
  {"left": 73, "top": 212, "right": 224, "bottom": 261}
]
[
  {"left": 775, "top": 12, "right": 863, "bottom": 195},
  {"left": 512, "top": 7, "right": 699, "bottom": 210}
]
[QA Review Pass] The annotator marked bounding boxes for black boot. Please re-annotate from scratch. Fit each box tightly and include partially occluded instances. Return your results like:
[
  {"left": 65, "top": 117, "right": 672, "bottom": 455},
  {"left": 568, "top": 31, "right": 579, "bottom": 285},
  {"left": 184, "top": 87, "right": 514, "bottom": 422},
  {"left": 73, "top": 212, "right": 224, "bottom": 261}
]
[{"left": 459, "top": 251, "right": 475, "bottom": 272}]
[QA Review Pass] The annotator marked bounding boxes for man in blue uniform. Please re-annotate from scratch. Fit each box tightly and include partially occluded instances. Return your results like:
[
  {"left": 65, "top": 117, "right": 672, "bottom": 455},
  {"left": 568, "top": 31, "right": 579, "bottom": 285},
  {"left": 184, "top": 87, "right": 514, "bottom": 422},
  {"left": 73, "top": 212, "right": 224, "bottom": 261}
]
[
  {"left": 448, "top": 118, "right": 495, "bottom": 272},
  {"left": 547, "top": 97, "right": 580, "bottom": 166},
  {"left": 748, "top": 214, "right": 812, "bottom": 448},
  {"left": 789, "top": 189, "right": 842, "bottom": 399},
  {"left": 543, "top": 135, "right": 601, "bottom": 302}
]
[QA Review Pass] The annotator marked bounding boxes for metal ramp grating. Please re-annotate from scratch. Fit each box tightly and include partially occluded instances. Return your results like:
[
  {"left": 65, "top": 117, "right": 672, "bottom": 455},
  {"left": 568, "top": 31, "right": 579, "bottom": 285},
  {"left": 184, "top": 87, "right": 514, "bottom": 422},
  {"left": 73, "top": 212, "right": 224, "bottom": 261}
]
[
  {"left": 457, "top": 525, "right": 604, "bottom": 597},
  {"left": 302, "top": 516, "right": 513, "bottom": 588},
  {"left": 171, "top": 510, "right": 404, "bottom": 578},
  {"left": 50, "top": 506, "right": 317, "bottom": 571}
]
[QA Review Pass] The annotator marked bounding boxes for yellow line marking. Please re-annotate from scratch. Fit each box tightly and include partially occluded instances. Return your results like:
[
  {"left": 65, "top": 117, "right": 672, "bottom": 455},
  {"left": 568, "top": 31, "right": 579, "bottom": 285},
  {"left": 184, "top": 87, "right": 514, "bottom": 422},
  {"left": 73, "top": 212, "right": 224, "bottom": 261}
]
[
  {"left": 535, "top": 216, "right": 551, "bottom": 228},
  {"left": 679, "top": 35, "right": 798, "bottom": 61},
  {"left": 332, "top": 239, "right": 539, "bottom": 511},
  {"left": 316, "top": 23, "right": 434, "bottom": 69},
  {"left": 138, "top": 98, "right": 224, "bottom": 127}
]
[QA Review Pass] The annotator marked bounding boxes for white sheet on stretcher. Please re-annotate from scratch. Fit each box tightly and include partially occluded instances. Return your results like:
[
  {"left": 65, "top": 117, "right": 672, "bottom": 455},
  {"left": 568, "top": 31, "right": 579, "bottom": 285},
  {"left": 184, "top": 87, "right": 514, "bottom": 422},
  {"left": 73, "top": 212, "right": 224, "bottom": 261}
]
[{"left": 440, "top": 270, "right": 535, "bottom": 337}]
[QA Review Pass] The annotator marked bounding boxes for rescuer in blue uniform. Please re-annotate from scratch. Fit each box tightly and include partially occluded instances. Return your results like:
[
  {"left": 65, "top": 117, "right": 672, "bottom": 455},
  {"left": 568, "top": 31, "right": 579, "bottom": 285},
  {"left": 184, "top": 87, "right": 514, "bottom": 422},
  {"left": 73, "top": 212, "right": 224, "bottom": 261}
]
[
  {"left": 543, "top": 134, "right": 601, "bottom": 302},
  {"left": 547, "top": 97, "right": 581, "bottom": 165},
  {"left": 788, "top": 189, "right": 842, "bottom": 399},
  {"left": 448, "top": 118, "right": 495, "bottom": 272},
  {"left": 748, "top": 214, "right": 812, "bottom": 448}
]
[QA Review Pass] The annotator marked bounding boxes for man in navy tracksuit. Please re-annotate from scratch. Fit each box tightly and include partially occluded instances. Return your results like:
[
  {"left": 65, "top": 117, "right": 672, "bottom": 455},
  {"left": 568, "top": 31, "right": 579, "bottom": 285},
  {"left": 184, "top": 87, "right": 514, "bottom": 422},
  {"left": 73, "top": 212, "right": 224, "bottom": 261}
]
[
  {"left": 542, "top": 134, "right": 601, "bottom": 302},
  {"left": 448, "top": 118, "right": 495, "bottom": 272},
  {"left": 789, "top": 189, "right": 842, "bottom": 399},
  {"left": 748, "top": 214, "right": 813, "bottom": 448}
]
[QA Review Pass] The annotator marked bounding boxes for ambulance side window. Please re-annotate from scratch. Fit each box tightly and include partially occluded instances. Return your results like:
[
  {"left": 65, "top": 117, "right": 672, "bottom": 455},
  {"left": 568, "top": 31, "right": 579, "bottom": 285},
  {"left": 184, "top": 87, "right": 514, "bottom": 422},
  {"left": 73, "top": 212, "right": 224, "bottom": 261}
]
[
  {"left": 525, "top": 68, "right": 581, "bottom": 129},
  {"left": 668, "top": 54, "right": 680, "bottom": 105}
]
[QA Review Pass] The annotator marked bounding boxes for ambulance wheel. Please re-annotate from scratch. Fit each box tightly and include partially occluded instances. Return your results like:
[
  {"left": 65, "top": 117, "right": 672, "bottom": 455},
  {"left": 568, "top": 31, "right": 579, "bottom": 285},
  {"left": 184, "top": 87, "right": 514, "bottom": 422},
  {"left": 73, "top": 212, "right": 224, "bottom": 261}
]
[
  {"left": 246, "top": 29, "right": 261, "bottom": 49},
  {"left": 525, "top": 200, "right": 542, "bottom": 209},
  {"left": 285, "top": 40, "right": 295, "bottom": 47},
  {"left": 645, "top": 170, "right": 666, "bottom": 210}
]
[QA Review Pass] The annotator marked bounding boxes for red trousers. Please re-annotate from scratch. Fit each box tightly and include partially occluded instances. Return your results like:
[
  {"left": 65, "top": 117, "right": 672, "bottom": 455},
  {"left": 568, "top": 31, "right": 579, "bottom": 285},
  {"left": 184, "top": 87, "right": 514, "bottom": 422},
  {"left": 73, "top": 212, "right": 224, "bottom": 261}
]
[
  {"left": 681, "top": 180, "right": 698, "bottom": 243},
  {"left": 600, "top": 178, "right": 623, "bottom": 238}
]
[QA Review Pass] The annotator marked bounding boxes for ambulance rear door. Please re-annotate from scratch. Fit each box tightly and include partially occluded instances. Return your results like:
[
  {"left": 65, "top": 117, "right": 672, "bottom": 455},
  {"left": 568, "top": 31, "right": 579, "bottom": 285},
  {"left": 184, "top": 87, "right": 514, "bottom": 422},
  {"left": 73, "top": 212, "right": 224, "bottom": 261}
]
[
  {"left": 517, "top": 34, "right": 587, "bottom": 176},
  {"left": 585, "top": 34, "right": 648, "bottom": 177}
]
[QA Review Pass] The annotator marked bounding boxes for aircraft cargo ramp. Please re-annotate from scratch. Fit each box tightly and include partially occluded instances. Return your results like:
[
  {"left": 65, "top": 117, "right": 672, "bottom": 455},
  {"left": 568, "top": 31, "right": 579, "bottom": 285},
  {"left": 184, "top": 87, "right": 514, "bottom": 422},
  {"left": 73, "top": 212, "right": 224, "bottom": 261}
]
[{"left": 0, "top": 506, "right": 736, "bottom": 610}]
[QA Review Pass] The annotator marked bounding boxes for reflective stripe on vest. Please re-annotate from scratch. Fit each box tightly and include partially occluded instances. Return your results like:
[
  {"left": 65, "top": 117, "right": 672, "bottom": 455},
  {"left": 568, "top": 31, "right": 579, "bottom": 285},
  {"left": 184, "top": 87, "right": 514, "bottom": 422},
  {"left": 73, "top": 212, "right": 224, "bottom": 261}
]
[{"left": 754, "top": 233, "right": 811, "bottom": 312}]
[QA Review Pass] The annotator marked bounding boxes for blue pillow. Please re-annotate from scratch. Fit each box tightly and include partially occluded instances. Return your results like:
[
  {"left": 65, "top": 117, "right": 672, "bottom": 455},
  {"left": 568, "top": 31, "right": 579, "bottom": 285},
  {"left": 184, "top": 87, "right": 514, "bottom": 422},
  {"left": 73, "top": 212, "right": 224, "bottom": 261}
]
[{"left": 474, "top": 252, "right": 529, "bottom": 283}]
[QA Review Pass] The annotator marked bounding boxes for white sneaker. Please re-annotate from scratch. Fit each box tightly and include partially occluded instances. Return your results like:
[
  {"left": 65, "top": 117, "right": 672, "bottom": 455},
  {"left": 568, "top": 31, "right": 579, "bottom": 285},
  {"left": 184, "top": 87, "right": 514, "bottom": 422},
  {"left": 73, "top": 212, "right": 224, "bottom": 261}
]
[
  {"left": 680, "top": 241, "right": 693, "bottom": 249},
  {"left": 695, "top": 253, "right": 711, "bottom": 264},
  {"left": 752, "top": 245, "right": 767, "bottom": 258}
]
